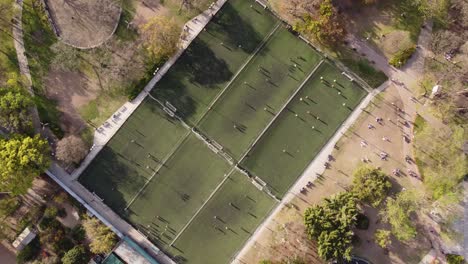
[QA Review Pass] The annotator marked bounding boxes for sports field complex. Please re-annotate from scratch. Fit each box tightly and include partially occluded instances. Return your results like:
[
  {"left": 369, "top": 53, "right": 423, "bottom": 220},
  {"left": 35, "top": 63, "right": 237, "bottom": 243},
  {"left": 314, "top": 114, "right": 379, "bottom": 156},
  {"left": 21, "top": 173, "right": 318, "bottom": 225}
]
[{"left": 79, "top": 0, "right": 368, "bottom": 263}]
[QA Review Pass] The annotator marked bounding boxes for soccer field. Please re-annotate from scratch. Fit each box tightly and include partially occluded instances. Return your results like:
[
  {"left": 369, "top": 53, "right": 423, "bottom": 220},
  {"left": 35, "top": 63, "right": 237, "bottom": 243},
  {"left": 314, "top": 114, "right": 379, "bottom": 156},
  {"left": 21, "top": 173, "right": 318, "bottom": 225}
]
[
  {"left": 241, "top": 62, "right": 367, "bottom": 197},
  {"left": 169, "top": 170, "right": 276, "bottom": 264},
  {"left": 79, "top": 0, "right": 369, "bottom": 263},
  {"left": 151, "top": 0, "right": 279, "bottom": 124},
  {"left": 126, "top": 133, "right": 232, "bottom": 244},
  {"left": 79, "top": 97, "right": 188, "bottom": 211},
  {"left": 197, "top": 25, "right": 322, "bottom": 159}
]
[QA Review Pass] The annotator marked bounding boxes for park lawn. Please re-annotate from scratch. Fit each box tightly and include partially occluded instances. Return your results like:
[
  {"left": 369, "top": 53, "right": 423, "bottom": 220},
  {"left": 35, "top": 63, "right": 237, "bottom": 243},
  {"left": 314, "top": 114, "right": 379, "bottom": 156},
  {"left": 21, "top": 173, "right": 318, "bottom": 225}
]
[
  {"left": 170, "top": 170, "right": 276, "bottom": 264},
  {"left": 127, "top": 133, "right": 232, "bottom": 247},
  {"left": 79, "top": 98, "right": 188, "bottom": 211},
  {"left": 242, "top": 62, "right": 367, "bottom": 197},
  {"left": 0, "top": 0, "right": 19, "bottom": 83},
  {"left": 151, "top": 0, "right": 278, "bottom": 124},
  {"left": 197, "top": 25, "right": 323, "bottom": 159}
]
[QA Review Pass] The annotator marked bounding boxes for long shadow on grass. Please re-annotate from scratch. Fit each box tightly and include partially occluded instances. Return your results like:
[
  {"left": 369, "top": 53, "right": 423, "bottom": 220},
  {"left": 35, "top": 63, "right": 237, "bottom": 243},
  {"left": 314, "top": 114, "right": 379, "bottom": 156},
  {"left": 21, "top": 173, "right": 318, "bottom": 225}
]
[
  {"left": 153, "top": 39, "right": 233, "bottom": 120},
  {"left": 210, "top": 1, "right": 264, "bottom": 53},
  {"left": 79, "top": 148, "right": 146, "bottom": 218}
]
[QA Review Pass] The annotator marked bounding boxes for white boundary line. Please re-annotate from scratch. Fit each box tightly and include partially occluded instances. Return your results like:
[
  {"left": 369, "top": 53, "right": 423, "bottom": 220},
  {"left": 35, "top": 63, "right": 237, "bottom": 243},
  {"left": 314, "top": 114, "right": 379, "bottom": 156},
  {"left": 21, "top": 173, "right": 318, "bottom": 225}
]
[
  {"left": 192, "top": 22, "right": 281, "bottom": 126},
  {"left": 231, "top": 81, "right": 388, "bottom": 264},
  {"left": 168, "top": 167, "right": 237, "bottom": 246}
]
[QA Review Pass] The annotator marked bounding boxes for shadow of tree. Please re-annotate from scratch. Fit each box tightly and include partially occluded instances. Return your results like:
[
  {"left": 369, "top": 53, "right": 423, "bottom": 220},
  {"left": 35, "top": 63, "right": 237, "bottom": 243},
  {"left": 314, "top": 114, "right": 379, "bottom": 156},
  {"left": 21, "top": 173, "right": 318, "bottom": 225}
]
[
  {"left": 210, "top": 2, "right": 264, "bottom": 53},
  {"left": 79, "top": 147, "right": 146, "bottom": 217},
  {"left": 152, "top": 39, "right": 233, "bottom": 120}
]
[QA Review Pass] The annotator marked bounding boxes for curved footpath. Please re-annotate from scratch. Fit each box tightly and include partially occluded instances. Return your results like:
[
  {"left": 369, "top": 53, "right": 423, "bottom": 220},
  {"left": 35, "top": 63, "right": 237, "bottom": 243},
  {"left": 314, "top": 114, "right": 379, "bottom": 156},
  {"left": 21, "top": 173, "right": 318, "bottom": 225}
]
[{"left": 47, "top": 1, "right": 228, "bottom": 264}]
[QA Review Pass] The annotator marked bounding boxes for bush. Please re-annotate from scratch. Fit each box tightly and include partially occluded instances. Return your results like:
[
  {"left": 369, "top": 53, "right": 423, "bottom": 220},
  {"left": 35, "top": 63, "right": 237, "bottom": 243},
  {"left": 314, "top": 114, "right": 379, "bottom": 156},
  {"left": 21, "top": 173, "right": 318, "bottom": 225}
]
[
  {"left": 62, "top": 245, "right": 89, "bottom": 264},
  {"left": 446, "top": 254, "right": 465, "bottom": 264},
  {"left": 0, "top": 197, "right": 20, "bottom": 217},
  {"left": 389, "top": 45, "right": 417, "bottom": 67},
  {"left": 44, "top": 206, "right": 58, "bottom": 218},
  {"left": 71, "top": 225, "right": 86, "bottom": 243},
  {"left": 39, "top": 217, "right": 61, "bottom": 231},
  {"left": 53, "top": 236, "right": 74, "bottom": 257},
  {"left": 17, "top": 237, "right": 40, "bottom": 263},
  {"left": 356, "top": 213, "right": 370, "bottom": 230}
]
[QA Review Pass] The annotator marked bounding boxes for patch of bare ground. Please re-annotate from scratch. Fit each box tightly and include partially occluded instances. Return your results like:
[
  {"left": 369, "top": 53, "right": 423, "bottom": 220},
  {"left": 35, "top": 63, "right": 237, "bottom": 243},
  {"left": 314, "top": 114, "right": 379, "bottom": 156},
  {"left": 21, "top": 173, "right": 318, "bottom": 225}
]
[
  {"left": 46, "top": 0, "right": 121, "bottom": 48},
  {"left": 45, "top": 70, "right": 94, "bottom": 134},
  {"left": 239, "top": 85, "right": 431, "bottom": 264}
]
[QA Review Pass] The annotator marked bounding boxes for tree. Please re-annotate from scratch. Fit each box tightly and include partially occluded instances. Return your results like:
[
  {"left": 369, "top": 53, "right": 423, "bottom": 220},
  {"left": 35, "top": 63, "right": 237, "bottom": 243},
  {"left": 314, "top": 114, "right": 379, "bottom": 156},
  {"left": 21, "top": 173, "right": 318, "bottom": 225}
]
[
  {"left": 140, "top": 16, "right": 181, "bottom": 60},
  {"left": 56, "top": 135, "right": 88, "bottom": 164},
  {"left": 293, "top": 0, "right": 346, "bottom": 46},
  {"left": 351, "top": 165, "right": 392, "bottom": 206},
  {"left": 0, "top": 135, "right": 50, "bottom": 195},
  {"left": 0, "top": 86, "right": 33, "bottom": 133},
  {"left": 375, "top": 229, "right": 391, "bottom": 248},
  {"left": 83, "top": 217, "right": 117, "bottom": 254},
  {"left": 304, "top": 192, "right": 357, "bottom": 262},
  {"left": 381, "top": 190, "right": 420, "bottom": 241},
  {"left": 62, "top": 246, "right": 89, "bottom": 264}
]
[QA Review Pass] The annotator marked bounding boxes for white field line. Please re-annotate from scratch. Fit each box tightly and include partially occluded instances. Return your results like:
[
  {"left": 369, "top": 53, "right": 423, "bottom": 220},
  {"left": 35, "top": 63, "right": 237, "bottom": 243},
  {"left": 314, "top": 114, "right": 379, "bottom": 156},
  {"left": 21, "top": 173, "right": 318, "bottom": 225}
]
[
  {"left": 192, "top": 22, "right": 282, "bottom": 126},
  {"left": 231, "top": 82, "right": 384, "bottom": 264},
  {"left": 169, "top": 167, "right": 237, "bottom": 246},
  {"left": 123, "top": 94, "right": 193, "bottom": 210},
  {"left": 237, "top": 59, "right": 325, "bottom": 165}
]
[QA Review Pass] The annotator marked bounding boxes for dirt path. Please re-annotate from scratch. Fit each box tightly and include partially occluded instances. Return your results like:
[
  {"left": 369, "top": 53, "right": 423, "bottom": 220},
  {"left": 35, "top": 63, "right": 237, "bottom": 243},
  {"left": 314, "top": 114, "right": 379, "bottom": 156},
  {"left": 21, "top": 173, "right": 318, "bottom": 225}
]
[{"left": 234, "top": 19, "right": 452, "bottom": 264}]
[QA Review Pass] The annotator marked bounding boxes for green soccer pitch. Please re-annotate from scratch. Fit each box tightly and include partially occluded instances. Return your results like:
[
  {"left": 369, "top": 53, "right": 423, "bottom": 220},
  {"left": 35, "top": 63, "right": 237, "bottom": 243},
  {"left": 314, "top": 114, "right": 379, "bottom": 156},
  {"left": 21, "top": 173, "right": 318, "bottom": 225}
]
[{"left": 79, "top": 0, "right": 369, "bottom": 263}]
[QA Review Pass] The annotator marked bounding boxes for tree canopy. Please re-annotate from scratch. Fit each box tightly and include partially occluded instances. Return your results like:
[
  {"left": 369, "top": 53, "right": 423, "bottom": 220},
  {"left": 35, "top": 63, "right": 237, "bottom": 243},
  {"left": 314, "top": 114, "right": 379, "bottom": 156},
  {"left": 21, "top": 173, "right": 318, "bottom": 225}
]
[
  {"left": 62, "top": 245, "right": 89, "bottom": 264},
  {"left": 293, "top": 0, "right": 346, "bottom": 45},
  {"left": 304, "top": 192, "right": 357, "bottom": 262},
  {"left": 83, "top": 217, "right": 117, "bottom": 254},
  {"left": 351, "top": 165, "right": 392, "bottom": 207},
  {"left": 381, "top": 190, "right": 420, "bottom": 241},
  {"left": 0, "top": 86, "right": 33, "bottom": 133},
  {"left": 140, "top": 16, "right": 181, "bottom": 60},
  {"left": 0, "top": 135, "right": 50, "bottom": 195},
  {"left": 374, "top": 229, "right": 391, "bottom": 248},
  {"left": 56, "top": 135, "right": 88, "bottom": 164}
]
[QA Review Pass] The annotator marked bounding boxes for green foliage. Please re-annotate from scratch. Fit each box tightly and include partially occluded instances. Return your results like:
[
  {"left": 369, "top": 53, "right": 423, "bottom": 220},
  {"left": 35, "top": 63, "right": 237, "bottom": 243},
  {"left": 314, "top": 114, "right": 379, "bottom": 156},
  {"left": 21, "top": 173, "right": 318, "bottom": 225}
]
[
  {"left": 0, "top": 196, "right": 20, "bottom": 217},
  {"left": 304, "top": 192, "right": 357, "bottom": 262},
  {"left": 293, "top": 0, "right": 345, "bottom": 45},
  {"left": 0, "top": 135, "right": 50, "bottom": 195},
  {"left": 70, "top": 225, "right": 86, "bottom": 243},
  {"left": 83, "top": 217, "right": 117, "bottom": 254},
  {"left": 0, "top": 86, "right": 34, "bottom": 133},
  {"left": 351, "top": 165, "right": 392, "bottom": 206},
  {"left": 446, "top": 254, "right": 465, "bottom": 264},
  {"left": 44, "top": 206, "right": 58, "bottom": 218},
  {"left": 389, "top": 45, "right": 416, "bottom": 67},
  {"left": 414, "top": 123, "right": 466, "bottom": 200},
  {"left": 62, "top": 245, "right": 89, "bottom": 264},
  {"left": 375, "top": 229, "right": 391, "bottom": 248},
  {"left": 17, "top": 237, "right": 41, "bottom": 264},
  {"left": 381, "top": 190, "right": 419, "bottom": 241}
]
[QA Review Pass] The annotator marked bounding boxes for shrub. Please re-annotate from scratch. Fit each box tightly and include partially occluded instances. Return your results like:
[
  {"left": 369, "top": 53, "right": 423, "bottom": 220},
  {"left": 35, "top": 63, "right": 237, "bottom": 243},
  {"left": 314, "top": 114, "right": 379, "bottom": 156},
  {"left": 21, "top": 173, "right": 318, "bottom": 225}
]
[
  {"left": 44, "top": 206, "right": 58, "bottom": 218},
  {"left": 446, "top": 254, "right": 465, "bottom": 264},
  {"left": 356, "top": 213, "right": 370, "bottom": 230},
  {"left": 16, "top": 237, "right": 40, "bottom": 263},
  {"left": 389, "top": 45, "right": 417, "bottom": 67},
  {"left": 62, "top": 245, "right": 89, "bottom": 264},
  {"left": 0, "top": 197, "right": 20, "bottom": 217},
  {"left": 71, "top": 225, "right": 86, "bottom": 243}
]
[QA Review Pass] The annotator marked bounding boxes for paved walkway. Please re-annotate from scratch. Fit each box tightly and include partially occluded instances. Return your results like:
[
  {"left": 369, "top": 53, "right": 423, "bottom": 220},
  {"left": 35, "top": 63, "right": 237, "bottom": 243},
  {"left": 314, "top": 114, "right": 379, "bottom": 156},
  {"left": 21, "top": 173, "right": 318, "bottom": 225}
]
[
  {"left": 233, "top": 79, "right": 390, "bottom": 264},
  {"left": 44, "top": 1, "right": 227, "bottom": 263},
  {"left": 12, "top": 0, "right": 41, "bottom": 134},
  {"left": 235, "top": 19, "right": 450, "bottom": 264},
  {"left": 71, "top": 0, "right": 228, "bottom": 180}
]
